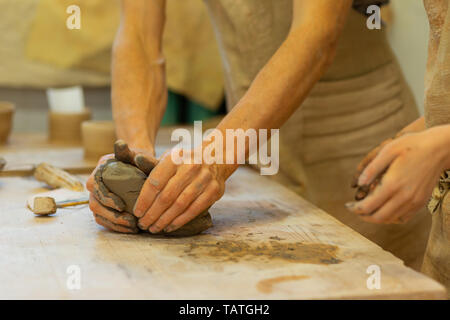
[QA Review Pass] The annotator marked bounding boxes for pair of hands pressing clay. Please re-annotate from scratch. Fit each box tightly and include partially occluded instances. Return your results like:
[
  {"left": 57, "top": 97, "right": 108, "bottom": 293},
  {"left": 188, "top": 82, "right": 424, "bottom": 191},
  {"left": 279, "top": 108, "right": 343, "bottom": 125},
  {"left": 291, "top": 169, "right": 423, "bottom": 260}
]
[{"left": 88, "top": 140, "right": 213, "bottom": 236}]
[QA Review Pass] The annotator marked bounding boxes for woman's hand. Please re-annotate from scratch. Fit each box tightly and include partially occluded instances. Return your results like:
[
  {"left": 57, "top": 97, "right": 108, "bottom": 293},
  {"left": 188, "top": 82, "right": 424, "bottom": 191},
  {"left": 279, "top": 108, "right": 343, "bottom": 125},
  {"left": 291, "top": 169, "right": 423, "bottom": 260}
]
[
  {"left": 133, "top": 146, "right": 232, "bottom": 234},
  {"left": 346, "top": 126, "right": 450, "bottom": 224},
  {"left": 351, "top": 117, "right": 426, "bottom": 189},
  {"left": 351, "top": 137, "right": 393, "bottom": 188}
]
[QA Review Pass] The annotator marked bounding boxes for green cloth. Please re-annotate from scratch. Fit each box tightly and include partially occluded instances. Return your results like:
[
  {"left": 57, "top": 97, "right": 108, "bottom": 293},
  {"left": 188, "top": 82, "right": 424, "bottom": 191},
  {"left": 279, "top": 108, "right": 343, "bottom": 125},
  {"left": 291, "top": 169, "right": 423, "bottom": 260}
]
[{"left": 161, "top": 90, "right": 223, "bottom": 126}]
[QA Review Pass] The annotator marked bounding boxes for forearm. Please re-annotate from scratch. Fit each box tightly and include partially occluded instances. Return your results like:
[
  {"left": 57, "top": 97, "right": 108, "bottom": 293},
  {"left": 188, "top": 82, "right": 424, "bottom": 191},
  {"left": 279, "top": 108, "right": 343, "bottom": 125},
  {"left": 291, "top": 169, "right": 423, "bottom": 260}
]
[
  {"left": 111, "top": 0, "right": 166, "bottom": 154},
  {"left": 212, "top": 2, "right": 351, "bottom": 178}
]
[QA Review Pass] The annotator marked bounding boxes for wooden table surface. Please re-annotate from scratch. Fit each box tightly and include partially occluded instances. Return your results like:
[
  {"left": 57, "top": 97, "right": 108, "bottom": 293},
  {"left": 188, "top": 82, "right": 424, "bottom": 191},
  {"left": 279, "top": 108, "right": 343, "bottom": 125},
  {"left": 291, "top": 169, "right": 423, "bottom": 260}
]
[{"left": 0, "top": 134, "right": 447, "bottom": 299}]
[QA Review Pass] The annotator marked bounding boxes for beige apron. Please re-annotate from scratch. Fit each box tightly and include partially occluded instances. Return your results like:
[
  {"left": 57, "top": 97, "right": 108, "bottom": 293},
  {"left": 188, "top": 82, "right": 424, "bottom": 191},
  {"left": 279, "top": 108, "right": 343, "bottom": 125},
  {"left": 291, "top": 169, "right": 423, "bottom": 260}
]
[
  {"left": 422, "top": 0, "right": 450, "bottom": 297},
  {"left": 204, "top": 0, "right": 430, "bottom": 270}
]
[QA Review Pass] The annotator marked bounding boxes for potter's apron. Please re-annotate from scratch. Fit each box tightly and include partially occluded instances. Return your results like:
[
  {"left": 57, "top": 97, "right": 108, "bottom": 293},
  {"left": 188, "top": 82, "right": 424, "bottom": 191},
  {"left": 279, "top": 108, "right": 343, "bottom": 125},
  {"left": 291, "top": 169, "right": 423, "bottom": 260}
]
[
  {"left": 204, "top": 0, "right": 430, "bottom": 269},
  {"left": 422, "top": 0, "right": 450, "bottom": 297}
]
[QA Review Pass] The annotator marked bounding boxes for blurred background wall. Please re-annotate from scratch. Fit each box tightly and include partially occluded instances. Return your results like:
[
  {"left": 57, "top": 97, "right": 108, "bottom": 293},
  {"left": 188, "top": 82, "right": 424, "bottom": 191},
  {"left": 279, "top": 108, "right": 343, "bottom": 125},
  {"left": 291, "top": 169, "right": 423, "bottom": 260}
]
[
  {"left": 386, "top": 0, "right": 429, "bottom": 114},
  {"left": 0, "top": 0, "right": 431, "bottom": 133}
]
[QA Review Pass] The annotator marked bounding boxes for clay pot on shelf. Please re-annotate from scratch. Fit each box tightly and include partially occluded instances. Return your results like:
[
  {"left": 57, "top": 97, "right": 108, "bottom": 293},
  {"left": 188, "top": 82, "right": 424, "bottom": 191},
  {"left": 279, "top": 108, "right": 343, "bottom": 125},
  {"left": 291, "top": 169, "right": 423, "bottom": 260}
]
[
  {"left": 48, "top": 108, "right": 91, "bottom": 145},
  {"left": 0, "top": 102, "right": 15, "bottom": 145},
  {"left": 82, "top": 120, "right": 116, "bottom": 161}
]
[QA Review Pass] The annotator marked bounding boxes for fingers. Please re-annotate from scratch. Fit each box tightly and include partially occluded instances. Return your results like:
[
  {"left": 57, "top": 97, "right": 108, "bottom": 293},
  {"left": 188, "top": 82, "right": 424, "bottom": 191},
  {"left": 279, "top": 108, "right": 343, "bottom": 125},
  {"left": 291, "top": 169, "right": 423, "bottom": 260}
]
[
  {"left": 114, "top": 139, "right": 136, "bottom": 165},
  {"left": 145, "top": 169, "right": 211, "bottom": 233},
  {"left": 351, "top": 139, "right": 392, "bottom": 187},
  {"left": 133, "top": 155, "right": 177, "bottom": 218},
  {"left": 94, "top": 215, "right": 138, "bottom": 234},
  {"left": 164, "top": 182, "right": 222, "bottom": 233},
  {"left": 354, "top": 178, "right": 380, "bottom": 201},
  {"left": 352, "top": 146, "right": 382, "bottom": 187},
  {"left": 138, "top": 165, "right": 201, "bottom": 231},
  {"left": 358, "top": 143, "right": 397, "bottom": 186},
  {"left": 347, "top": 173, "right": 422, "bottom": 225},
  {"left": 89, "top": 195, "right": 139, "bottom": 233},
  {"left": 86, "top": 154, "right": 125, "bottom": 211},
  {"left": 114, "top": 140, "right": 158, "bottom": 174},
  {"left": 89, "top": 195, "right": 137, "bottom": 227},
  {"left": 358, "top": 196, "right": 403, "bottom": 224},
  {"left": 134, "top": 154, "right": 158, "bottom": 175},
  {"left": 86, "top": 154, "right": 114, "bottom": 192},
  {"left": 347, "top": 176, "right": 395, "bottom": 216},
  {"left": 92, "top": 160, "right": 126, "bottom": 211}
]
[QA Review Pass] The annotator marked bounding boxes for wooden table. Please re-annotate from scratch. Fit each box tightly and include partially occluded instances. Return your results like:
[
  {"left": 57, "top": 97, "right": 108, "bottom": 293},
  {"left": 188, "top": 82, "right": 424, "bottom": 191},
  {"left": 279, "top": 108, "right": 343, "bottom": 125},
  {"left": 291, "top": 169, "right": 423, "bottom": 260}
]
[{"left": 0, "top": 135, "right": 446, "bottom": 299}]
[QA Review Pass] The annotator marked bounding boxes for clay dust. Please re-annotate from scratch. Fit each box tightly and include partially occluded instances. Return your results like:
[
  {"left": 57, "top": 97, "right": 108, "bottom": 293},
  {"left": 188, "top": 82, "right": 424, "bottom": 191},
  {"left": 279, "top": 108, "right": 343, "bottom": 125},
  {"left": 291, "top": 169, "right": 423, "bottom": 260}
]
[{"left": 180, "top": 239, "right": 341, "bottom": 265}]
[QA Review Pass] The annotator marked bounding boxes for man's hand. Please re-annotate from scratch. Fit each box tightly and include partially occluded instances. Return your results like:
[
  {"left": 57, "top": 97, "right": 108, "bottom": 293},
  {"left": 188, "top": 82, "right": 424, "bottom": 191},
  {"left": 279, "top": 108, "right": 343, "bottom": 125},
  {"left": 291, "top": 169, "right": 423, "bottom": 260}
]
[
  {"left": 346, "top": 126, "right": 450, "bottom": 224},
  {"left": 86, "top": 140, "right": 157, "bottom": 233},
  {"left": 133, "top": 147, "right": 227, "bottom": 234}
]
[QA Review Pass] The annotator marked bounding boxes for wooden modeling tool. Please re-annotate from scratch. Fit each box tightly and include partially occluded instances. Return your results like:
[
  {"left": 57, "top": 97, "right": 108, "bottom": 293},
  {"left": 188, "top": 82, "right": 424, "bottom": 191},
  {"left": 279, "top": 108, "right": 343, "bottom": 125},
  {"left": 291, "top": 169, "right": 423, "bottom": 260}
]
[{"left": 31, "top": 196, "right": 89, "bottom": 215}]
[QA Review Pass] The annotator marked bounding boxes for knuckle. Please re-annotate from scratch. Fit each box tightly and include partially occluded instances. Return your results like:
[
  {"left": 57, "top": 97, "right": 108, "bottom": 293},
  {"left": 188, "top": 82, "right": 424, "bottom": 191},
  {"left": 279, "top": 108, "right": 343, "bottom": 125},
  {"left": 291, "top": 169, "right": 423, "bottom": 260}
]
[
  {"left": 384, "top": 182, "right": 397, "bottom": 194},
  {"left": 146, "top": 178, "right": 162, "bottom": 193},
  {"left": 158, "top": 192, "right": 172, "bottom": 206},
  {"left": 174, "top": 197, "right": 187, "bottom": 210},
  {"left": 398, "top": 190, "right": 411, "bottom": 202},
  {"left": 209, "top": 181, "right": 221, "bottom": 194},
  {"left": 381, "top": 143, "right": 394, "bottom": 155},
  {"left": 186, "top": 164, "right": 201, "bottom": 174},
  {"left": 201, "top": 168, "right": 213, "bottom": 181},
  {"left": 153, "top": 221, "right": 165, "bottom": 230}
]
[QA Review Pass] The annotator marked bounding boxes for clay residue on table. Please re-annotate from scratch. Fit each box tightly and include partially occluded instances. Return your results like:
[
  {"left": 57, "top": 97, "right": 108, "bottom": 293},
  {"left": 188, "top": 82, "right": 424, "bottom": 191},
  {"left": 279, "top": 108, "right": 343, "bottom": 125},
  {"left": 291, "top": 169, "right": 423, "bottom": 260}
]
[
  {"left": 257, "top": 275, "right": 309, "bottom": 294},
  {"left": 180, "top": 240, "right": 341, "bottom": 265}
]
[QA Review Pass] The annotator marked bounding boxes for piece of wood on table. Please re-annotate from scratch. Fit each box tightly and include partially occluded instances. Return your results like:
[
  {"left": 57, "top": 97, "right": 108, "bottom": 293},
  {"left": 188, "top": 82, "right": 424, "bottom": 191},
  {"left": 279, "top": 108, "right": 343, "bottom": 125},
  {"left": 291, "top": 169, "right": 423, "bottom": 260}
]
[
  {"left": 0, "top": 133, "right": 96, "bottom": 176},
  {"left": 0, "top": 166, "right": 446, "bottom": 299}
]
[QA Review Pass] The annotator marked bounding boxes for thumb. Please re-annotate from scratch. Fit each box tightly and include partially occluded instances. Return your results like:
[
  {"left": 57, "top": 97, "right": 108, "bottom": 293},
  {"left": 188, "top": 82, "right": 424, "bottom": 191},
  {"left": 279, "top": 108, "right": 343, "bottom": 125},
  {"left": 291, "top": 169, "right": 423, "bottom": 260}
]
[{"left": 134, "top": 152, "right": 158, "bottom": 174}]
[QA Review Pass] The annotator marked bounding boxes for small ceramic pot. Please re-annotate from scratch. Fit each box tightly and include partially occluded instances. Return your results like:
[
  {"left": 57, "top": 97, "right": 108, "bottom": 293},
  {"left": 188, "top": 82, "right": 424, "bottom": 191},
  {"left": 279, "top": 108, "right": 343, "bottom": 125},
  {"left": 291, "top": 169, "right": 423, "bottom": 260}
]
[
  {"left": 48, "top": 108, "right": 91, "bottom": 144},
  {"left": 82, "top": 120, "right": 116, "bottom": 161}
]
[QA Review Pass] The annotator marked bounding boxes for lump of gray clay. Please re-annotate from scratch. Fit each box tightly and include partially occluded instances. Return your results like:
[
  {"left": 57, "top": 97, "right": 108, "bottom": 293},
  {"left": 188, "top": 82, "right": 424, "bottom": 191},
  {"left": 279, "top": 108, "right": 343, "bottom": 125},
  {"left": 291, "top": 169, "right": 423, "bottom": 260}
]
[{"left": 101, "top": 159, "right": 212, "bottom": 237}]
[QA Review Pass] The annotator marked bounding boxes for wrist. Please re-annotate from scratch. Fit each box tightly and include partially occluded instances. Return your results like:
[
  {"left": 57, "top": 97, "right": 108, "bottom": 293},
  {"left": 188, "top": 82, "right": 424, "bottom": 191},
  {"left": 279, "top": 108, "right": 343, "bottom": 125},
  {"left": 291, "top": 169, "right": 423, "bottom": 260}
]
[
  {"left": 115, "top": 119, "right": 156, "bottom": 155},
  {"left": 215, "top": 163, "right": 239, "bottom": 181},
  {"left": 198, "top": 139, "right": 239, "bottom": 181},
  {"left": 396, "top": 117, "right": 426, "bottom": 137},
  {"left": 430, "top": 125, "right": 450, "bottom": 171}
]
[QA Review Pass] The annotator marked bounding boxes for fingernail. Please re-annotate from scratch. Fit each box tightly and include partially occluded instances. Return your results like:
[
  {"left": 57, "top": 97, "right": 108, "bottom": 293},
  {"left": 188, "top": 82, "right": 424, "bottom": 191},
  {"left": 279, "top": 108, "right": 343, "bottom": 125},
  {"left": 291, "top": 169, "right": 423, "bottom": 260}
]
[
  {"left": 164, "top": 225, "right": 175, "bottom": 233},
  {"left": 133, "top": 203, "right": 142, "bottom": 217},
  {"left": 149, "top": 226, "right": 160, "bottom": 234},
  {"left": 137, "top": 222, "right": 146, "bottom": 230}
]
